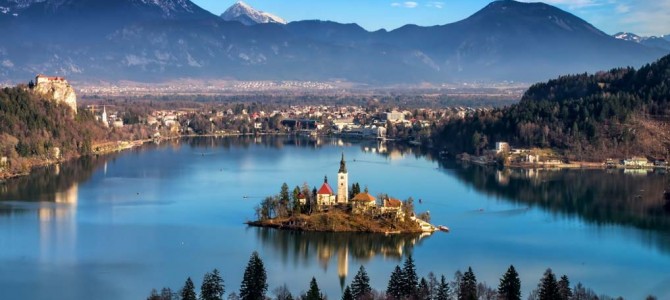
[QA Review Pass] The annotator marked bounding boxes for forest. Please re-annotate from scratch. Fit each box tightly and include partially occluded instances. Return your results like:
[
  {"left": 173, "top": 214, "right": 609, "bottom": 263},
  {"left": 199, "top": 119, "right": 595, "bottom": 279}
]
[
  {"left": 434, "top": 54, "right": 670, "bottom": 160},
  {"left": 146, "top": 252, "right": 647, "bottom": 300}
]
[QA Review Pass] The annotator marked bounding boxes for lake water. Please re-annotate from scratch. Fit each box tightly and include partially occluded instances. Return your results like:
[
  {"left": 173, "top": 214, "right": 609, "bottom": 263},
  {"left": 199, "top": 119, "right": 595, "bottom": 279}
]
[{"left": 1, "top": 136, "right": 669, "bottom": 299}]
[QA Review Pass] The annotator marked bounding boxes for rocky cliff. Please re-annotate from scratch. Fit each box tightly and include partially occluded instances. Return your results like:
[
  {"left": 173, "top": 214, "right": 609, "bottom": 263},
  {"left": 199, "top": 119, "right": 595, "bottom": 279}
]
[{"left": 32, "top": 76, "right": 77, "bottom": 114}]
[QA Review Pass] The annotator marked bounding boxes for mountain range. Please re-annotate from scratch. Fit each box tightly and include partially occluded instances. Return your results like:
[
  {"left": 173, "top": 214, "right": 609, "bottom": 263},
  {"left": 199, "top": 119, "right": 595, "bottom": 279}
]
[
  {"left": 0, "top": 0, "right": 667, "bottom": 85},
  {"left": 613, "top": 32, "right": 670, "bottom": 51},
  {"left": 220, "top": 1, "right": 285, "bottom": 26}
]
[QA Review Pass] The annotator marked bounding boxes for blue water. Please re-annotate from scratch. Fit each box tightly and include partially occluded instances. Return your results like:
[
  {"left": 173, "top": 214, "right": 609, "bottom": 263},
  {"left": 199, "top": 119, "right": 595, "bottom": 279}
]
[{"left": 0, "top": 137, "right": 668, "bottom": 299}]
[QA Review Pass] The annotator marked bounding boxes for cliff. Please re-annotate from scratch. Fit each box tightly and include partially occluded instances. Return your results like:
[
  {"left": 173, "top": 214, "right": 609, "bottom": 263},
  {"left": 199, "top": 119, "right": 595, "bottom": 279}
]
[{"left": 32, "top": 75, "right": 77, "bottom": 114}]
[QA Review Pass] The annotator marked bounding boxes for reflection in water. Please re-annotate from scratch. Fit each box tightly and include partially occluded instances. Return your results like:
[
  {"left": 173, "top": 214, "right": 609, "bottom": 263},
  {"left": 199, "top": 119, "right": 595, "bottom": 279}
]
[
  {"left": 448, "top": 163, "right": 670, "bottom": 252},
  {"left": 253, "top": 228, "right": 431, "bottom": 288}
]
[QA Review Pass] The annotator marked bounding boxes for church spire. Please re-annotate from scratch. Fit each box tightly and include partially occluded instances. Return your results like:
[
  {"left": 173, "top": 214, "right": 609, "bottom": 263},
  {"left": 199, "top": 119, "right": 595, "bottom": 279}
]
[{"left": 339, "top": 152, "right": 347, "bottom": 173}]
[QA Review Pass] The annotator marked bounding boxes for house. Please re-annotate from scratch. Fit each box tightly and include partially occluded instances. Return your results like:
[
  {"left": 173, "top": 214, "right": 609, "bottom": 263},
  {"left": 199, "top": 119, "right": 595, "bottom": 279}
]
[
  {"left": 350, "top": 192, "right": 376, "bottom": 214},
  {"left": 605, "top": 158, "right": 618, "bottom": 168},
  {"left": 316, "top": 176, "right": 337, "bottom": 208},
  {"left": 654, "top": 159, "right": 668, "bottom": 168},
  {"left": 624, "top": 157, "right": 650, "bottom": 168},
  {"left": 381, "top": 197, "right": 404, "bottom": 219},
  {"left": 495, "top": 142, "right": 510, "bottom": 154},
  {"left": 297, "top": 193, "right": 307, "bottom": 206}
]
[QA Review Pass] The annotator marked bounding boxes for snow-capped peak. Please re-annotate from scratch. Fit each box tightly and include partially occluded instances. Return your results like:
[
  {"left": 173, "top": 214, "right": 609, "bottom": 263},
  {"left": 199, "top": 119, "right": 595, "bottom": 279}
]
[
  {"left": 613, "top": 32, "right": 642, "bottom": 43},
  {"left": 220, "top": 1, "right": 286, "bottom": 26}
]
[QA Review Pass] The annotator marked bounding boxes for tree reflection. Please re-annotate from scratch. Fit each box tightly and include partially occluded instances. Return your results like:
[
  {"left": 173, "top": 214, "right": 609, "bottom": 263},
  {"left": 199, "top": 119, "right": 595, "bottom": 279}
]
[{"left": 252, "top": 227, "right": 431, "bottom": 288}]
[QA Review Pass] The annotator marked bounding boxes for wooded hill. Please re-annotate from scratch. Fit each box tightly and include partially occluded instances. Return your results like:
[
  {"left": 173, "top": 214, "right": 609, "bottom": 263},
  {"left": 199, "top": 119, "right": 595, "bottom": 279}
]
[
  {"left": 0, "top": 86, "right": 107, "bottom": 174},
  {"left": 435, "top": 54, "right": 670, "bottom": 161}
]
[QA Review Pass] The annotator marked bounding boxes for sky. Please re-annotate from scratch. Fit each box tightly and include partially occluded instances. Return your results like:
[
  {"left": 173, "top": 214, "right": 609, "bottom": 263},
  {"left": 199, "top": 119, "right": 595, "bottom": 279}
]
[{"left": 191, "top": 0, "right": 670, "bottom": 37}]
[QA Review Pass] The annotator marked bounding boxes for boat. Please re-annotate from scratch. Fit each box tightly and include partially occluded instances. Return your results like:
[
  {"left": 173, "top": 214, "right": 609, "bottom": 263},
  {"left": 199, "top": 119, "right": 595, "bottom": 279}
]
[{"left": 438, "top": 225, "right": 450, "bottom": 232}]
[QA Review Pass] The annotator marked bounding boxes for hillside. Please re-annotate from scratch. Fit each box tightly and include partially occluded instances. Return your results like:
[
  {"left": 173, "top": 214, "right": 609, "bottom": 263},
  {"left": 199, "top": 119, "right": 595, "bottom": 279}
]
[
  {"left": 434, "top": 54, "right": 670, "bottom": 160},
  {"left": 0, "top": 0, "right": 665, "bottom": 84},
  {"left": 0, "top": 85, "right": 107, "bottom": 176}
]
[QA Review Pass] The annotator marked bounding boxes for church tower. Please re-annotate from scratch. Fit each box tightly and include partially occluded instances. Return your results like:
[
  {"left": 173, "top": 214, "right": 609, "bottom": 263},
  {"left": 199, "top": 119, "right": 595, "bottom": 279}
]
[{"left": 337, "top": 153, "right": 348, "bottom": 204}]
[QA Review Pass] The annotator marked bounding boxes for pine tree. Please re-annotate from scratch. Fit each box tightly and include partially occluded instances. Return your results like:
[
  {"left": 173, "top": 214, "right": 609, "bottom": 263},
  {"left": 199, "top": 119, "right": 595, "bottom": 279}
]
[
  {"left": 342, "top": 286, "right": 354, "bottom": 300},
  {"left": 538, "top": 269, "right": 559, "bottom": 300},
  {"left": 436, "top": 275, "right": 450, "bottom": 300},
  {"left": 497, "top": 265, "right": 521, "bottom": 300},
  {"left": 386, "top": 265, "right": 404, "bottom": 300},
  {"left": 240, "top": 251, "right": 268, "bottom": 300},
  {"left": 458, "top": 267, "right": 477, "bottom": 300},
  {"left": 351, "top": 265, "right": 372, "bottom": 300},
  {"left": 557, "top": 275, "right": 572, "bottom": 300},
  {"left": 401, "top": 255, "right": 418, "bottom": 298},
  {"left": 427, "top": 272, "right": 438, "bottom": 300},
  {"left": 200, "top": 269, "right": 225, "bottom": 300},
  {"left": 304, "top": 277, "right": 324, "bottom": 300},
  {"left": 417, "top": 277, "right": 431, "bottom": 300},
  {"left": 181, "top": 277, "right": 197, "bottom": 300}
]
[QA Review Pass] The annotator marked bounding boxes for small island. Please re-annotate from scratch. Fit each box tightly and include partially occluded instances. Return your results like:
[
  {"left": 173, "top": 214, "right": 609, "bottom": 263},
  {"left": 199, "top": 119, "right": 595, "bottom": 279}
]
[{"left": 247, "top": 154, "right": 437, "bottom": 234}]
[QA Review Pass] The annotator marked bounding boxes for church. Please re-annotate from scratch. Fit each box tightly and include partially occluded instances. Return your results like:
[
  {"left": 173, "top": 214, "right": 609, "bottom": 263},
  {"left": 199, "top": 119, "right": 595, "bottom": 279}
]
[{"left": 316, "top": 154, "right": 349, "bottom": 208}]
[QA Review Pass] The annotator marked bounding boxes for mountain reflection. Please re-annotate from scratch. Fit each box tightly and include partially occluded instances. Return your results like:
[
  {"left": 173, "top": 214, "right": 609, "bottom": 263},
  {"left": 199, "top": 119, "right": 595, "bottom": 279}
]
[{"left": 252, "top": 227, "right": 431, "bottom": 288}]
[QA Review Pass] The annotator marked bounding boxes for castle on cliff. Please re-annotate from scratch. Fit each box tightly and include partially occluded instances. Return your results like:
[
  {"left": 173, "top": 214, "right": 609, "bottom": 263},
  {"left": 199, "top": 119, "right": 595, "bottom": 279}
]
[{"left": 32, "top": 74, "right": 77, "bottom": 114}]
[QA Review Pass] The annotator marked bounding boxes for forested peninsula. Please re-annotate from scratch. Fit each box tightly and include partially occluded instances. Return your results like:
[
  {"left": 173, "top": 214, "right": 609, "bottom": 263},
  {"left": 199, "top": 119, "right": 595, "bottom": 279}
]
[{"left": 434, "top": 54, "right": 670, "bottom": 161}]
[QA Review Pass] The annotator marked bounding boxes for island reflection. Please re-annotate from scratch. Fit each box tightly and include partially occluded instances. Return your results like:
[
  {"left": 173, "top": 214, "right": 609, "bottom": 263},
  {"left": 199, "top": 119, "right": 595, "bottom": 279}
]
[{"left": 252, "top": 227, "right": 431, "bottom": 288}]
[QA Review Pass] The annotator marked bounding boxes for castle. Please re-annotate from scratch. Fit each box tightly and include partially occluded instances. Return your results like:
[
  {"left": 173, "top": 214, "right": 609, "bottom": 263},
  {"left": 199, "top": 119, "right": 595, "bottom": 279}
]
[{"left": 32, "top": 74, "right": 77, "bottom": 114}]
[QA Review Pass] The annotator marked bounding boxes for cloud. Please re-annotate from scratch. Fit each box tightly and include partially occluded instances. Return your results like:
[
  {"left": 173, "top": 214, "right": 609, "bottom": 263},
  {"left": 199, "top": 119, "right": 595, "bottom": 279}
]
[
  {"left": 391, "top": 1, "right": 418, "bottom": 8},
  {"left": 426, "top": 1, "right": 444, "bottom": 9},
  {"left": 620, "top": 0, "right": 670, "bottom": 36},
  {"left": 517, "top": 0, "right": 602, "bottom": 9}
]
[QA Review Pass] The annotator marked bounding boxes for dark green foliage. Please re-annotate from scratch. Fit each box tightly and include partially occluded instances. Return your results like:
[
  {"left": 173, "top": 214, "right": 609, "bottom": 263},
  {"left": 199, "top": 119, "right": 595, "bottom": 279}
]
[
  {"left": 342, "top": 286, "right": 354, "bottom": 300},
  {"left": 417, "top": 277, "right": 430, "bottom": 300},
  {"left": 181, "top": 277, "right": 198, "bottom": 300},
  {"left": 201, "top": 269, "right": 225, "bottom": 300},
  {"left": 401, "top": 255, "right": 419, "bottom": 298},
  {"left": 458, "top": 267, "right": 477, "bottom": 300},
  {"left": 147, "top": 287, "right": 175, "bottom": 300},
  {"left": 0, "top": 86, "right": 106, "bottom": 159},
  {"left": 303, "top": 277, "right": 324, "bottom": 300},
  {"left": 498, "top": 265, "right": 521, "bottom": 300},
  {"left": 436, "top": 275, "right": 450, "bottom": 300},
  {"left": 435, "top": 54, "right": 670, "bottom": 159},
  {"left": 274, "top": 284, "right": 293, "bottom": 300},
  {"left": 351, "top": 266, "right": 372, "bottom": 300},
  {"left": 538, "top": 269, "right": 559, "bottom": 300},
  {"left": 557, "top": 275, "right": 572, "bottom": 300},
  {"left": 240, "top": 251, "right": 268, "bottom": 300},
  {"left": 387, "top": 265, "right": 404, "bottom": 300}
]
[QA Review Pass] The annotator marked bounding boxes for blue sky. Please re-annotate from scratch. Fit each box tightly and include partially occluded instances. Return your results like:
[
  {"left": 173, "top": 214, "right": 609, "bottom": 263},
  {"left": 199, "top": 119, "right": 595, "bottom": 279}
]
[{"left": 191, "top": 0, "right": 670, "bottom": 36}]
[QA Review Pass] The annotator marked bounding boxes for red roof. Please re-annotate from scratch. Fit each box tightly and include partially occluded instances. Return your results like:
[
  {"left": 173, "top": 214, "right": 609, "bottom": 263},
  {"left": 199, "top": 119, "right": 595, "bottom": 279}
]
[
  {"left": 385, "top": 198, "right": 402, "bottom": 208},
  {"left": 352, "top": 192, "right": 376, "bottom": 202},
  {"left": 317, "top": 182, "right": 334, "bottom": 195}
]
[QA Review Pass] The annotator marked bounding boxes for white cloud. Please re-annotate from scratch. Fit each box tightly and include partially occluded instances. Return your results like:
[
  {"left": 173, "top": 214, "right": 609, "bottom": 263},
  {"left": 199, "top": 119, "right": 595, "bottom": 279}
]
[
  {"left": 391, "top": 1, "right": 418, "bottom": 8},
  {"left": 517, "top": 0, "right": 602, "bottom": 9},
  {"left": 621, "top": 0, "right": 670, "bottom": 36},
  {"left": 426, "top": 1, "right": 444, "bottom": 9}
]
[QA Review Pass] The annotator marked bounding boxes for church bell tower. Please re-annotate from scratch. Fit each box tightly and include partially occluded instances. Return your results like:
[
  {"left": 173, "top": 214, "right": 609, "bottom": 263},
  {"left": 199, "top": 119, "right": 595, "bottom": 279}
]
[{"left": 337, "top": 153, "right": 348, "bottom": 204}]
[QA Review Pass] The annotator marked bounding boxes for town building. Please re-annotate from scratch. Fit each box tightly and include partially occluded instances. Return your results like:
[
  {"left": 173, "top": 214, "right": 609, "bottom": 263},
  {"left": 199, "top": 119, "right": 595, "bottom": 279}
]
[{"left": 316, "top": 176, "right": 336, "bottom": 207}]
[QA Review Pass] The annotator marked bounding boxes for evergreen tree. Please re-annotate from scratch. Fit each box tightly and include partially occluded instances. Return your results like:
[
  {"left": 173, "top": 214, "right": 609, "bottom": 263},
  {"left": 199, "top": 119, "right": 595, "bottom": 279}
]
[
  {"left": 303, "top": 277, "right": 324, "bottom": 300},
  {"left": 342, "top": 286, "right": 354, "bottom": 300},
  {"left": 457, "top": 267, "right": 477, "bottom": 300},
  {"left": 436, "top": 275, "right": 450, "bottom": 300},
  {"left": 274, "top": 284, "right": 293, "bottom": 300},
  {"left": 351, "top": 265, "right": 372, "bottom": 300},
  {"left": 200, "top": 269, "right": 225, "bottom": 300},
  {"left": 497, "top": 265, "right": 521, "bottom": 300},
  {"left": 426, "top": 272, "right": 439, "bottom": 300},
  {"left": 181, "top": 277, "right": 198, "bottom": 300},
  {"left": 557, "top": 275, "right": 572, "bottom": 300},
  {"left": 386, "top": 265, "right": 404, "bottom": 300},
  {"left": 401, "top": 255, "right": 419, "bottom": 298},
  {"left": 537, "top": 269, "right": 559, "bottom": 300},
  {"left": 417, "top": 277, "right": 431, "bottom": 300},
  {"left": 240, "top": 251, "right": 268, "bottom": 300}
]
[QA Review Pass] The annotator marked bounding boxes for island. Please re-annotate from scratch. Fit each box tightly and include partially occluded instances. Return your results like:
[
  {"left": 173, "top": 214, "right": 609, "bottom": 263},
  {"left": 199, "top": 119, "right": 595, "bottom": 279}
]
[{"left": 246, "top": 154, "right": 437, "bottom": 234}]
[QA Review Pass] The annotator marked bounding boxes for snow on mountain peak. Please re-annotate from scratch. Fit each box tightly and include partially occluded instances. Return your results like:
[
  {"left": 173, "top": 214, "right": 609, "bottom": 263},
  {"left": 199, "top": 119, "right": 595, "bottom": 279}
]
[{"left": 220, "top": 1, "right": 286, "bottom": 26}]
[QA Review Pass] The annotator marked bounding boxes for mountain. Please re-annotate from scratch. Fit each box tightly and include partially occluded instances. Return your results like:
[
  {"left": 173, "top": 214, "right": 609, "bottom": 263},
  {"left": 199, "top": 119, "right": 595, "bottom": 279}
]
[
  {"left": 0, "top": 0, "right": 666, "bottom": 84},
  {"left": 614, "top": 32, "right": 670, "bottom": 51},
  {"left": 434, "top": 53, "right": 670, "bottom": 160},
  {"left": 220, "top": 1, "right": 286, "bottom": 26}
]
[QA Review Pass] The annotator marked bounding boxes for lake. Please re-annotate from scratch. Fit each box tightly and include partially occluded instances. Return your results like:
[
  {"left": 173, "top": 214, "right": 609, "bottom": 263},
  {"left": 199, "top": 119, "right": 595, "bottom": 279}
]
[{"left": 1, "top": 136, "right": 669, "bottom": 299}]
